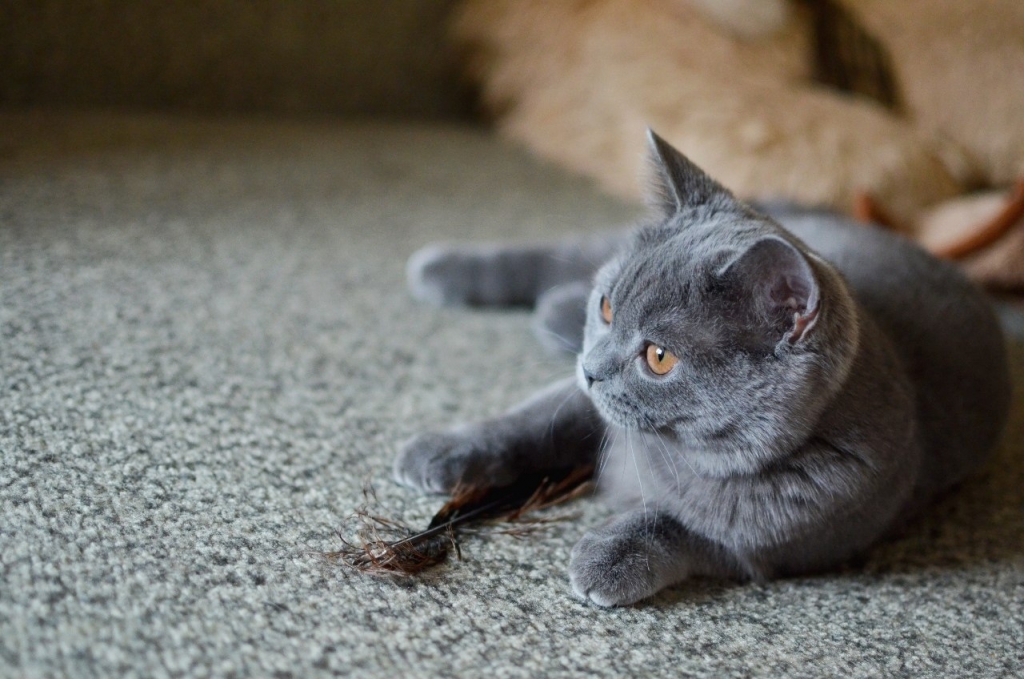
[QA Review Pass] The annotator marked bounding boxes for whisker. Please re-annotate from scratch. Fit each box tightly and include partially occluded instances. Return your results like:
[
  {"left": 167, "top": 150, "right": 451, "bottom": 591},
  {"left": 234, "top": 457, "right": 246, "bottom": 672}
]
[
  {"left": 648, "top": 415, "right": 699, "bottom": 480},
  {"left": 595, "top": 425, "right": 612, "bottom": 476},
  {"left": 546, "top": 386, "right": 580, "bottom": 447},
  {"left": 533, "top": 326, "right": 580, "bottom": 354},
  {"left": 638, "top": 431, "right": 668, "bottom": 555},
  {"left": 646, "top": 421, "right": 682, "bottom": 492},
  {"left": 626, "top": 429, "right": 649, "bottom": 538},
  {"left": 596, "top": 424, "right": 620, "bottom": 487}
]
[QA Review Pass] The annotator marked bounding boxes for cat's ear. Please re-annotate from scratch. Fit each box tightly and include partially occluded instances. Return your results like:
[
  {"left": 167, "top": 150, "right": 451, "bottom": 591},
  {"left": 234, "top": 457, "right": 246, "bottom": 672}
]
[
  {"left": 723, "top": 237, "right": 820, "bottom": 344},
  {"left": 646, "top": 129, "right": 733, "bottom": 216}
]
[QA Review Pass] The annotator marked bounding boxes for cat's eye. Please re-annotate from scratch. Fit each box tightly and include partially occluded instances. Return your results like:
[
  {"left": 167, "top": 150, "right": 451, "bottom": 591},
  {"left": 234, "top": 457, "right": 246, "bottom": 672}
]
[
  {"left": 600, "top": 295, "right": 613, "bottom": 324},
  {"left": 645, "top": 344, "right": 679, "bottom": 375}
]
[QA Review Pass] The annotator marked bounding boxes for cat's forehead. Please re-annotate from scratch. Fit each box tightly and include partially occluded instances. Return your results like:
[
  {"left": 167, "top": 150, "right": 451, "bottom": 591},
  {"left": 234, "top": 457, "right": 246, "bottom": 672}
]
[
  {"left": 606, "top": 231, "right": 717, "bottom": 297},
  {"left": 607, "top": 210, "right": 779, "bottom": 293},
  {"left": 616, "top": 244, "right": 696, "bottom": 301}
]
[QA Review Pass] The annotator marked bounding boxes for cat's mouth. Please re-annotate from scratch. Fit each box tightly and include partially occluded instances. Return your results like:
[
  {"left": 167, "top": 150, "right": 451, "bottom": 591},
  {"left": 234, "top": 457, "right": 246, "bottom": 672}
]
[
  {"left": 589, "top": 389, "right": 650, "bottom": 431},
  {"left": 590, "top": 386, "right": 695, "bottom": 434}
]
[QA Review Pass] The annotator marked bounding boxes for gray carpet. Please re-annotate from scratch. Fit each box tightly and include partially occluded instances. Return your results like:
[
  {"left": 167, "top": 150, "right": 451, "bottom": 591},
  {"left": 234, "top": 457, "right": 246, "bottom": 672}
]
[{"left": 1, "top": 112, "right": 1022, "bottom": 678}]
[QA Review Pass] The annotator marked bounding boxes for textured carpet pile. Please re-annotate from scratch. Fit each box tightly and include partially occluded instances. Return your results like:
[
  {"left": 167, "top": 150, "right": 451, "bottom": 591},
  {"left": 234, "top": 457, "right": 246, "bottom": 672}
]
[{"left": 1, "top": 112, "right": 1022, "bottom": 677}]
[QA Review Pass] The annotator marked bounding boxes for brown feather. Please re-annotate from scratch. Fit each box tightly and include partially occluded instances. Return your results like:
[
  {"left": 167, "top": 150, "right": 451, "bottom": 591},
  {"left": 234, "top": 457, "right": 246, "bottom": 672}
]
[{"left": 325, "top": 465, "right": 594, "bottom": 576}]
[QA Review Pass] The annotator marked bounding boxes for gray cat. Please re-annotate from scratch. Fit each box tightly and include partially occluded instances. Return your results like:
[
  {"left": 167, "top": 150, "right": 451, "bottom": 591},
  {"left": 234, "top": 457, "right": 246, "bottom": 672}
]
[{"left": 395, "top": 131, "right": 1012, "bottom": 607}]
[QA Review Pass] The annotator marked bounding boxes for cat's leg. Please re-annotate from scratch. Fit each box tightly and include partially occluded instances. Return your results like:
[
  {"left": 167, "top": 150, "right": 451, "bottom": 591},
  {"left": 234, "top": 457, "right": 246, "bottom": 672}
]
[
  {"left": 569, "top": 510, "right": 747, "bottom": 607},
  {"left": 394, "top": 377, "right": 605, "bottom": 493},
  {"left": 407, "top": 234, "right": 624, "bottom": 307},
  {"left": 531, "top": 281, "right": 591, "bottom": 354}
]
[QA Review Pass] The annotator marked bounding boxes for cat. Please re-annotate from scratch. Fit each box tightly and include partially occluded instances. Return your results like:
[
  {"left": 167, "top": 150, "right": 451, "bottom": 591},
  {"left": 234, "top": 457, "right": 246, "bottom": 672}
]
[{"left": 395, "top": 130, "right": 1012, "bottom": 607}]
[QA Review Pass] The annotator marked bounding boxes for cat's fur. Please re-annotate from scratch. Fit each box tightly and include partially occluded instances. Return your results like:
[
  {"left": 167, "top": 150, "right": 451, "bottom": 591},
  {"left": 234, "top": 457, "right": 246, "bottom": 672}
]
[{"left": 396, "top": 131, "right": 1011, "bottom": 607}]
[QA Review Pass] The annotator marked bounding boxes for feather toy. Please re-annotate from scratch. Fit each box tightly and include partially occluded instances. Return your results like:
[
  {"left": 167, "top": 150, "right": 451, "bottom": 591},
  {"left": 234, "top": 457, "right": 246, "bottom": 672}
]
[{"left": 328, "top": 465, "right": 594, "bottom": 576}]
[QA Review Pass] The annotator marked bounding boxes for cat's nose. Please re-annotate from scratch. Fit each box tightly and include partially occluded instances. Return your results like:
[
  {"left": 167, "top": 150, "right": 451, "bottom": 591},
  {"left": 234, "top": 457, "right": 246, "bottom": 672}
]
[{"left": 583, "top": 367, "right": 600, "bottom": 388}]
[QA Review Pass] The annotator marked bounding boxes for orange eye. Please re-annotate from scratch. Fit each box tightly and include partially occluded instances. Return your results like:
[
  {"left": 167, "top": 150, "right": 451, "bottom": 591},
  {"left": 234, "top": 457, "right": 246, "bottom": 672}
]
[
  {"left": 645, "top": 344, "right": 679, "bottom": 375},
  {"left": 600, "top": 296, "right": 613, "bottom": 324}
]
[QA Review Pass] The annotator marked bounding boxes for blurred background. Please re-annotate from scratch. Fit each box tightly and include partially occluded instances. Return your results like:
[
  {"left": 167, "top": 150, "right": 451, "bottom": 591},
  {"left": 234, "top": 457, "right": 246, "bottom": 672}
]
[
  {"left": 1, "top": 0, "right": 1022, "bottom": 294},
  {"left": 0, "top": 0, "right": 472, "bottom": 120}
]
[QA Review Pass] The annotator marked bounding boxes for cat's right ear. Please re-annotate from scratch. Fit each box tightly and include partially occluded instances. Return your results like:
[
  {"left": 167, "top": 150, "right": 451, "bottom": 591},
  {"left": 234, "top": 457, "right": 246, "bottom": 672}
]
[
  {"left": 721, "top": 236, "right": 820, "bottom": 345},
  {"left": 646, "top": 129, "right": 733, "bottom": 216}
]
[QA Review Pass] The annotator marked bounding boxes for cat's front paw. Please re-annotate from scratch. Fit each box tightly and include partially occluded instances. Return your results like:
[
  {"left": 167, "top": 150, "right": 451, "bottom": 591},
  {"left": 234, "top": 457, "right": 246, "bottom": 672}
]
[
  {"left": 569, "top": 514, "right": 682, "bottom": 607},
  {"left": 393, "top": 428, "right": 518, "bottom": 494}
]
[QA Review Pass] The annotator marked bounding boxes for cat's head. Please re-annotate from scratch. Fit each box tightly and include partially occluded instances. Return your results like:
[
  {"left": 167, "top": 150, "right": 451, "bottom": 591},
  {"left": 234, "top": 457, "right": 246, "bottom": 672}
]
[{"left": 578, "top": 131, "right": 859, "bottom": 476}]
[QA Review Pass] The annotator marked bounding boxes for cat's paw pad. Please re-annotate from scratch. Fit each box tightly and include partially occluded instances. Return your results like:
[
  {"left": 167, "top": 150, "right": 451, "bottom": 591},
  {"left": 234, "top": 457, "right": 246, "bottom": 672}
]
[
  {"left": 569, "top": 524, "right": 665, "bottom": 607},
  {"left": 406, "top": 245, "right": 478, "bottom": 307},
  {"left": 393, "top": 429, "right": 516, "bottom": 494}
]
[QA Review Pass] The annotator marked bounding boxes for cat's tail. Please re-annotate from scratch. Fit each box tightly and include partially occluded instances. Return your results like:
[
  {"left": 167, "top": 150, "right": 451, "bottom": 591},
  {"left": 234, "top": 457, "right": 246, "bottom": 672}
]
[{"left": 406, "top": 234, "right": 625, "bottom": 308}]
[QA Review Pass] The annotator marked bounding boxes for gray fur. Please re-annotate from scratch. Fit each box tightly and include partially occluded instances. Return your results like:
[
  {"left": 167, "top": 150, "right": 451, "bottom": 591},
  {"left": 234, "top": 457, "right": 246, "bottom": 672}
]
[
  {"left": 407, "top": 236, "right": 624, "bottom": 308},
  {"left": 396, "top": 130, "right": 1012, "bottom": 607}
]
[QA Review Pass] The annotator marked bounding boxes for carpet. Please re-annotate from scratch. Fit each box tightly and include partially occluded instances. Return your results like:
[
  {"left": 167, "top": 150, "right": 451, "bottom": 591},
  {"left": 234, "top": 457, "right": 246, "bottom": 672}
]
[{"left": 1, "top": 111, "right": 1022, "bottom": 678}]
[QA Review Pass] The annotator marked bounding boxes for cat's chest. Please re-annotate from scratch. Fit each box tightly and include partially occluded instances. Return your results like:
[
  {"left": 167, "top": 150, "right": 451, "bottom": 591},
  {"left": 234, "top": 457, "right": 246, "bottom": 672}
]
[
  {"left": 597, "top": 427, "right": 704, "bottom": 508},
  {"left": 597, "top": 427, "right": 798, "bottom": 551}
]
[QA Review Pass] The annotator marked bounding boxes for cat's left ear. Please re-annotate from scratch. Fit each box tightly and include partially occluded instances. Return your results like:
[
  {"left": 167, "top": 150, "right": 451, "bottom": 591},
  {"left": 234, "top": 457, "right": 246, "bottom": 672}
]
[
  {"left": 646, "top": 129, "right": 734, "bottom": 216},
  {"left": 723, "top": 237, "right": 820, "bottom": 344}
]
